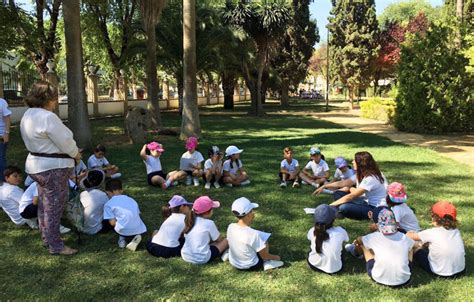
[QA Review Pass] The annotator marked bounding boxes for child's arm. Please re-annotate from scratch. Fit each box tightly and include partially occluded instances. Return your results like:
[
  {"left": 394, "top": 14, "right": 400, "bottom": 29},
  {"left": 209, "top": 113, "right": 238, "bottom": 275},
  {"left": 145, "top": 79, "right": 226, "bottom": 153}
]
[
  {"left": 140, "top": 144, "right": 148, "bottom": 161},
  {"left": 32, "top": 196, "right": 39, "bottom": 206},
  {"left": 280, "top": 167, "right": 289, "bottom": 174},
  {"left": 313, "top": 178, "right": 354, "bottom": 195},
  {"left": 108, "top": 219, "right": 117, "bottom": 226},
  {"left": 329, "top": 187, "right": 365, "bottom": 206},
  {"left": 406, "top": 231, "right": 421, "bottom": 241},
  {"left": 258, "top": 245, "right": 280, "bottom": 261},
  {"left": 211, "top": 234, "right": 225, "bottom": 244}
]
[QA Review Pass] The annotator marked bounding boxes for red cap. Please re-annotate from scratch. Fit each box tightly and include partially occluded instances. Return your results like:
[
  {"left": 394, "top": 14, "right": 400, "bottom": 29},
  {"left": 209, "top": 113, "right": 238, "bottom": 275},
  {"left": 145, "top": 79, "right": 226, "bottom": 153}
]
[{"left": 432, "top": 201, "right": 457, "bottom": 220}]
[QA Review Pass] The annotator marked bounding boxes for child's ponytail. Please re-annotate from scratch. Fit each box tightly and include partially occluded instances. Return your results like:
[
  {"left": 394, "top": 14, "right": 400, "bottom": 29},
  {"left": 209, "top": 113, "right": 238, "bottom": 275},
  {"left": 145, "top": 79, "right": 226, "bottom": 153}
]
[
  {"left": 313, "top": 222, "right": 332, "bottom": 253},
  {"left": 162, "top": 204, "right": 182, "bottom": 219},
  {"left": 184, "top": 210, "right": 197, "bottom": 234}
]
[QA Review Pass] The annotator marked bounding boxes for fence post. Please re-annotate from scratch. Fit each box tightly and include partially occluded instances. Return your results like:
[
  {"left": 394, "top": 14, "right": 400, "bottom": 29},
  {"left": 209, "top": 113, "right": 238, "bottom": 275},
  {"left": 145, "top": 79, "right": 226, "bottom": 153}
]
[
  {"left": 163, "top": 79, "right": 170, "bottom": 109},
  {"left": 86, "top": 66, "right": 99, "bottom": 117},
  {"left": 119, "top": 69, "right": 128, "bottom": 116},
  {"left": 45, "top": 60, "right": 60, "bottom": 115},
  {"left": 0, "top": 64, "right": 4, "bottom": 99}
]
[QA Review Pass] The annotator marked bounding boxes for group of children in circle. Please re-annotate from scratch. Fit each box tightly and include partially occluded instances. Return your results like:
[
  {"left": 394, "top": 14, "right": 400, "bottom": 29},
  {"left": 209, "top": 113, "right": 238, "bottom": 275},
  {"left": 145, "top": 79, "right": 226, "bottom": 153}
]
[{"left": 0, "top": 138, "right": 466, "bottom": 287}]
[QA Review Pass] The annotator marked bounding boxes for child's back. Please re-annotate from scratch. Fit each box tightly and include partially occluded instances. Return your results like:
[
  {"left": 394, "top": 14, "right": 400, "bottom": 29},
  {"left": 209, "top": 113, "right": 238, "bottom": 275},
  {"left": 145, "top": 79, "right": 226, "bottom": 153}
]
[
  {"left": 152, "top": 213, "right": 186, "bottom": 247},
  {"left": 391, "top": 203, "right": 420, "bottom": 232},
  {"left": 103, "top": 194, "right": 147, "bottom": 236},
  {"left": 80, "top": 188, "right": 109, "bottom": 235},
  {"left": 227, "top": 223, "right": 266, "bottom": 269},
  {"left": 181, "top": 216, "right": 220, "bottom": 264},
  {"left": 307, "top": 226, "right": 348, "bottom": 274}
]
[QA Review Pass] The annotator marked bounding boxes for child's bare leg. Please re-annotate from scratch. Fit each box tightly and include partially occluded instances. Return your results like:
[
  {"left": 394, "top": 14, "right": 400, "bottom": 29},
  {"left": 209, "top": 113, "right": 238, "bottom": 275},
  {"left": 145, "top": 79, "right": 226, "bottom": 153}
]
[
  {"left": 151, "top": 175, "right": 166, "bottom": 186},
  {"left": 299, "top": 172, "right": 318, "bottom": 186},
  {"left": 192, "top": 169, "right": 203, "bottom": 177},
  {"left": 205, "top": 170, "right": 213, "bottom": 182},
  {"left": 281, "top": 171, "right": 288, "bottom": 182},
  {"left": 172, "top": 170, "right": 188, "bottom": 182},
  {"left": 212, "top": 238, "right": 229, "bottom": 253},
  {"left": 315, "top": 178, "right": 327, "bottom": 186}
]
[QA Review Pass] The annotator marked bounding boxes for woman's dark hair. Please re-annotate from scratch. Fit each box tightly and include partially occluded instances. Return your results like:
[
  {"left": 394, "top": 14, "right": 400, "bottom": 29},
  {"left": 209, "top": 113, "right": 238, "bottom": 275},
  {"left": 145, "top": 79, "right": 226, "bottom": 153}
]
[
  {"left": 162, "top": 204, "right": 181, "bottom": 219},
  {"left": 313, "top": 221, "right": 333, "bottom": 254},
  {"left": 354, "top": 151, "right": 384, "bottom": 184},
  {"left": 432, "top": 213, "right": 458, "bottom": 230},
  {"left": 184, "top": 209, "right": 211, "bottom": 234},
  {"left": 105, "top": 179, "right": 122, "bottom": 192},
  {"left": 4, "top": 165, "right": 22, "bottom": 179},
  {"left": 24, "top": 80, "right": 58, "bottom": 108}
]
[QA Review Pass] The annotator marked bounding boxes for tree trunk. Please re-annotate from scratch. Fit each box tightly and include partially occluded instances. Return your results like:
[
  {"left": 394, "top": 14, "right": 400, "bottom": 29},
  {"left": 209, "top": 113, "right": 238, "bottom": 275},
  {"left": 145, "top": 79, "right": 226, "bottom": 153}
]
[
  {"left": 456, "top": 0, "right": 464, "bottom": 21},
  {"left": 280, "top": 78, "right": 289, "bottom": 107},
  {"left": 222, "top": 72, "right": 235, "bottom": 110},
  {"left": 348, "top": 87, "right": 355, "bottom": 109},
  {"left": 180, "top": 0, "right": 201, "bottom": 139},
  {"left": 63, "top": 0, "right": 92, "bottom": 148},
  {"left": 145, "top": 23, "right": 163, "bottom": 129},
  {"left": 177, "top": 74, "right": 184, "bottom": 113}
]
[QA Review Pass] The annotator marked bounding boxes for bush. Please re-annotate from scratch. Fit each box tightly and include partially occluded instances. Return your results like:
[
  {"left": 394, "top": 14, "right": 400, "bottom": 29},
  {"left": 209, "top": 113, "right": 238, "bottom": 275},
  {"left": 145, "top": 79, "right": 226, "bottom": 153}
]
[
  {"left": 394, "top": 22, "right": 474, "bottom": 133},
  {"left": 360, "top": 97, "right": 396, "bottom": 123}
]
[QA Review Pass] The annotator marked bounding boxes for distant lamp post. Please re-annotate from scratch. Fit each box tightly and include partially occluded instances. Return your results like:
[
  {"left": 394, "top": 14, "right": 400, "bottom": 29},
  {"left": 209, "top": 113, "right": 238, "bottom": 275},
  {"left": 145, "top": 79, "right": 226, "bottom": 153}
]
[{"left": 325, "top": 24, "right": 332, "bottom": 112}]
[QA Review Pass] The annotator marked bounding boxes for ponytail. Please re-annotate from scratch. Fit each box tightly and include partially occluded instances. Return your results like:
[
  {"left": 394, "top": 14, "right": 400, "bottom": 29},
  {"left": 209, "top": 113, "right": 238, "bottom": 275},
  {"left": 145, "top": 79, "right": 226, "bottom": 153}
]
[
  {"left": 162, "top": 204, "right": 181, "bottom": 219},
  {"left": 230, "top": 157, "right": 241, "bottom": 170},
  {"left": 313, "top": 221, "right": 333, "bottom": 254},
  {"left": 184, "top": 210, "right": 197, "bottom": 234}
]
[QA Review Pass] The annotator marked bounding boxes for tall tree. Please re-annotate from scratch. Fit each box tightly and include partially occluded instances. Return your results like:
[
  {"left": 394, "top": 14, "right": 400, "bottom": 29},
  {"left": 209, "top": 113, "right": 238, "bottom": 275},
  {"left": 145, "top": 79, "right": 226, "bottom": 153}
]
[
  {"left": 139, "top": 0, "right": 166, "bottom": 129},
  {"left": 63, "top": 0, "right": 92, "bottom": 147},
  {"left": 378, "top": 0, "right": 439, "bottom": 27},
  {"left": 180, "top": 0, "right": 201, "bottom": 139},
  {"left": 329, "top": 0, "right": 379, "bottom": 107}
]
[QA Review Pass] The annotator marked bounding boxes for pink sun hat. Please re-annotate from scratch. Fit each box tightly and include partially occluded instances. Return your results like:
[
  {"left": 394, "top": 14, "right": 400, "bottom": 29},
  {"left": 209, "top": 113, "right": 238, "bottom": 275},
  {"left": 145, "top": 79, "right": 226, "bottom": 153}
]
[
  {"left": 147, "top": 141, "right": 165, "bottom": 152},
  {"left": 387, "top": 182, "right": 407, "bottom": 204},
  {"left": 185, "top": 136, "right": 199, "bottom": 151},
  {"left": 193, "top": 196, "right": 220, "bottom": 214}
]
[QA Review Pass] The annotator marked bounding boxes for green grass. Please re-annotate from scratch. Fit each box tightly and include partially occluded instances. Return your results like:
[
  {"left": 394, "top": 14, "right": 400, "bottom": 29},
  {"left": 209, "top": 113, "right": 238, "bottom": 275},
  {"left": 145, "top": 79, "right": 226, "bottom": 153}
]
[{"left": 1, "top": 100, "right": 473, "bottom": 300}]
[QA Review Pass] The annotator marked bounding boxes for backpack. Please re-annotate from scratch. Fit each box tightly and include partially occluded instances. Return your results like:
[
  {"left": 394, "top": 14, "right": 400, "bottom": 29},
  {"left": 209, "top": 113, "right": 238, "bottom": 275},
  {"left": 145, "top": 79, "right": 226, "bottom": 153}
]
[{"left": 63, "top": 184, "right": 85, "bottom": 242}]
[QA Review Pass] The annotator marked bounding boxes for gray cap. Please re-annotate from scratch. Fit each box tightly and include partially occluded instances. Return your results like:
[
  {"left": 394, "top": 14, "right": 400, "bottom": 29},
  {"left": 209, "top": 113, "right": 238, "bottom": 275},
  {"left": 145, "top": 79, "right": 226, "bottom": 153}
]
[{"left": 313, "top": 204, "right": 337, "bottom": 224}]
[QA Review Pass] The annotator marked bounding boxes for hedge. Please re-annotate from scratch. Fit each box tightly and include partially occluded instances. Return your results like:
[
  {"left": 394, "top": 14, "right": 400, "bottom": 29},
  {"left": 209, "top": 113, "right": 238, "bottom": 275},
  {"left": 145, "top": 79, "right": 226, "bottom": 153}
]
[{"left": 360, "top": 98, "right": 396, "bottom": 123}]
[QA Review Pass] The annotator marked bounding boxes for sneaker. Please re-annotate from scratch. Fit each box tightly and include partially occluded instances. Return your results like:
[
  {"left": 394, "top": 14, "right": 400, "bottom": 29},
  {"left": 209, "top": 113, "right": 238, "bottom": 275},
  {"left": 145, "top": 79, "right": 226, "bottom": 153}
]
[
  {"left": 213, "top": 182, "right": 221, "bottom": 189},
  {"left": 345, "top": 243, "right": 363, "bottom": 259},
  {"left": 205, "top": 182, "right": 211, "bottom": 189},
  {"left": 193, "top": 177, "right": 200, "bottom": 187},
  {"left": 126, "top": 235, "right": 142, "bottom": 252},
  {"left": 301, "top": 181, "right": 308, "bottom": 185},
  {"left": 240, "top": 180, "right": 251, "bottom": 186},
  {"left": 221, "top": 249, "right": 229, "bottom": 262},
  {"left": 311, "top": 182, "right": 320, "bottom": 189},
  {"left": 280, "top": 181, "right": 287, "bottom": 188},
  {"left": 25, "top": 219, "right": 39, "bottom": 229},
  {"left": 110, "top": 173, "right": 122, "bottom": 179},
  {"left": 185, "top": 176, "right": 192, "bottom": 186},
  {"left": 321, "top": 189, "right": 334, "bottom": 195},
  {"left": 161, "top": 182, "right": 168, "bottom": 189},
  {"left": 118, "top": 236, "right": 127, "bottom": 249},
  {"left": 225, "top": 183, "right": 233, "bottom": 188},
  {"left": 263, "top": 260, "right": 284, "bottom": 271},
  {"left": 59, "top": 225, "right": 71, "bottom": 234},
  {"left": 292, "top": 181, "right": 300, "bottom": 188}
]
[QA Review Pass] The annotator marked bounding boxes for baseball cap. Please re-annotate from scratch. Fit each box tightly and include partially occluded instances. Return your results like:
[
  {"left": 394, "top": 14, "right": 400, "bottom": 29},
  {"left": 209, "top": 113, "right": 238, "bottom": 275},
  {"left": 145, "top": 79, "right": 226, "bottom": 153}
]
[
  {"left": 377, "top": 208, "right": 398, "bottom": 235},
  {"left": 225, "top": 145, "right": 243, "bottom": 157},
  {"left": 232, "top": 197, "right": 259, "bottom": 217},
  {"left": 81, "top": 169, "right": 105, "bottom": 189},
  {"left": 185, "top": 136, "right": 199, "bottom": 151},
  {"left": 387, "top": 182, "right": 407, "bottom": 204},
  {"left": 313, "top": 204, "right": 337, "bottom": 224},
  {"left": 168, "top": 195, "right": 193, "bottom": 208},
  {"left": 193, "top": 196, "right": 220, "bottom": 214},
  {"left": 309, "top": 147, "right": 321, "bottom": 155},
  {"left": 334, "top": 156, "right": 347, "bottom": 169},
  {"left": 147, "top": 141, "right": 165, "bottom": 152},
  {"left": 432, "top": 201, "right": 457, "bottom": 220}
]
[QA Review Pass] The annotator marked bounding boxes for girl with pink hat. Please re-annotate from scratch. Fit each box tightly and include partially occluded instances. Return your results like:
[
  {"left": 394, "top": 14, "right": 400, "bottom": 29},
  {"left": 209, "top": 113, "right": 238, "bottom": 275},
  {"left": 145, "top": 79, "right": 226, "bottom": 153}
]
[
  {"left": 385, "top": 182, "right": 420, "bottom": 233},
  {"left": 140, "top": 142, "right": 180, "bottom": 189},
  {"left": 174, "top": 137, "right": 205, "bottom": 187}
]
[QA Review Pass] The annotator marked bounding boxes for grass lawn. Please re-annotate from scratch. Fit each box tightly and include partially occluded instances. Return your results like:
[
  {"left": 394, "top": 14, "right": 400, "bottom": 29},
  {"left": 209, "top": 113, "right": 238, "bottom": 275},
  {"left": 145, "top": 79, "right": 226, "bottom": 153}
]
[{"left": 1, "top": 100, "right": 473, "bottom": 300}]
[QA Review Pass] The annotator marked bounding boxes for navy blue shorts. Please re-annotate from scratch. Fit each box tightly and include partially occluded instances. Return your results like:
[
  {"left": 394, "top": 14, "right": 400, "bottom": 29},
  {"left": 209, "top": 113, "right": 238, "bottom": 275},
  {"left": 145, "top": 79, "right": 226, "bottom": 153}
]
[
  {"left": 207, "top": 245, "right": 221, "bottom": 263},
  {"left": 147, "top": 171, "right": 167, "bottom": 186},
  {"left": 146, "top": 239, "right": 184, "bottom": 258}
]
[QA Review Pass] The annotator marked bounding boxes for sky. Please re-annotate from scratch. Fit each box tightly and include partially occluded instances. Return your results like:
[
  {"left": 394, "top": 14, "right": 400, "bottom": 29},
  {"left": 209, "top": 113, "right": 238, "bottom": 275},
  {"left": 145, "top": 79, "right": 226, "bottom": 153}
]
[{"left": 310, "top": 0, "right": 444, "bottom": 44}]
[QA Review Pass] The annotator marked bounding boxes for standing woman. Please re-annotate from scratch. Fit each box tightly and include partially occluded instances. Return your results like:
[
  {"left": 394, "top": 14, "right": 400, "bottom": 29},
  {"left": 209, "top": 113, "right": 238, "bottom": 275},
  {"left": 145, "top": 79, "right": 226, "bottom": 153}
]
[
  {"left": 314, "top": 151, "right": 388, "bottom": 220},
  {"left": 20, "top": 81, "right": 81, "bottom": 255}
]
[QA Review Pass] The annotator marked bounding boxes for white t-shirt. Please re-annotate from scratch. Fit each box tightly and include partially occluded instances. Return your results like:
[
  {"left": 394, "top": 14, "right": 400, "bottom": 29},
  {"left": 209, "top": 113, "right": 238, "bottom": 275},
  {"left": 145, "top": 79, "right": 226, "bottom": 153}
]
[
  {"left": 351, "top": 174, "right": 388, "bottom": 207},
  {"left": 204, "top": 158, "right": 223, "bottom": 173},
  {"left": 20, "top": 108, "right": 78, "bottom": 174},
  {"left": 143, "top": 155, "right": 162, "bottom": 174},
  {"left": 333, "top": 167, "right": 355, "bottom": 180},
  {"left": 418, "top": 227, "right": 465, "bottom": 276},
  {"left": 280, "top": 159, "right": 299, "bottom": 173},
  {"left": 181, "top": 217, "right": 220, "bottom": 264},
  {"left": 0, "top": 183, "right": 25, "bottom": 225},
  {"left": 0, "top": 98, "right": 12, "bottom": 136},
  {"left": 227, "top": 223, "right": 267, "bottom": 269},
  {"left": 391, "top": 203, "right": 420, "bottom": 232},
  {"left": 223, "top": 159, "right": 243, "bottom": 176},
  {"left": 179, "top": 151, "right": 204, "bottom": 171},
  {"left": 103, "top": 195, "right": 147, "bottom": 236},
  {"left": 80, "top": 189, "right": 109, "bottom": 235},
  {"left": 304, "top": 159, "right": 329, "bottom": 177},
  {"left": 71, "top": 160, "right": 87, "bottom": 177},
  {"left": 151, "top": 213, "right": 186, "bottom": 248},
  {"left": 87, "top": 154, "right": 111, "bottom": 169},
  {"left": 19, "top": 182, "right": 38, "bottom": 213},
  {"left": 362, "top": 231, "right": 414, "bottom": 286},
  {"left": 307, "top": 226, "right": 349, "bottom": 274}
]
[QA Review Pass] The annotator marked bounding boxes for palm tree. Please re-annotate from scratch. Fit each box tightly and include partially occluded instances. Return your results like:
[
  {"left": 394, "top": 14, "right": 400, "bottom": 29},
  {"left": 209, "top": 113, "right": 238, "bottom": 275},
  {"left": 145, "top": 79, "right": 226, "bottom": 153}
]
[
  {"left": 181, "top": 0, "right": 201, "bottom": 139},
  {"left": 139, "top": 0, "right": 166, "bottom": 129},
  {"left": 63, "top": 0, "right": 92, "bottom": 147}
]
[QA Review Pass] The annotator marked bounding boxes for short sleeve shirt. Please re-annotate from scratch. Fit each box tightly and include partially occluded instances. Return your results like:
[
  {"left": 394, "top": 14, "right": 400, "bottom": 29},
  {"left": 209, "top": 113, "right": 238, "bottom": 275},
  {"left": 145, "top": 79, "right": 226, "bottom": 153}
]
[
  {"left": 227, "top": 223, "right": 267, "bottom": 269},
  {"left": 143, "top": 155, "right": 162, "bottom": 174},
  {"left": 87, "top": 155, "right": 110, "bottom": 169},
  {"left": 179, "top": 151, "right": 204, "bottom": 171},
  {"left": 352, "top": 174, "right": 388, "bottom": 207},
  {"left": 103, "top": 195, "right": 147, "bottom": 236},
  {"left": 280, "top": 159, "right": 299, "bottom": 173},
  {"left": 151, "top": 213, "right": 186, "bottom": 248},
  {"left": 333, "top": 167, "right": 355, "bottom": 180},
  {"left": 0, "top": 98, "right": 12, "bottom": 135},
  {"left": 304, "top": 159, "right": 329, "bottom": 177},
  {"left": 307, "top": 226, "right": 349, "bottom": 273},
  {"left": 223, "top": 159, "right": 242, "bottom": 175},
  {"left": 181, "top": 217, "right": 220, "bottom": 264}
]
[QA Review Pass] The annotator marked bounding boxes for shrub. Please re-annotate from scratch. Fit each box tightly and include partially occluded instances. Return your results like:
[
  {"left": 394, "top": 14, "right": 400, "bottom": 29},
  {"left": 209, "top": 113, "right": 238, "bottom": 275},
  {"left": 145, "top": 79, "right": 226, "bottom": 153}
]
[{"left": 360, "top": 97, "right": 397, "bottom": 123}]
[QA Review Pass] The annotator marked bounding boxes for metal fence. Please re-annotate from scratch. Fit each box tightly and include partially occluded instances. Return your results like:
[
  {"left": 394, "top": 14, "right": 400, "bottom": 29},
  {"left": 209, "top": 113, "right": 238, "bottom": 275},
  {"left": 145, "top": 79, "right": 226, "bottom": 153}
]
[{"left": 2, "top": 65, "right": 40, "bottom": 107}]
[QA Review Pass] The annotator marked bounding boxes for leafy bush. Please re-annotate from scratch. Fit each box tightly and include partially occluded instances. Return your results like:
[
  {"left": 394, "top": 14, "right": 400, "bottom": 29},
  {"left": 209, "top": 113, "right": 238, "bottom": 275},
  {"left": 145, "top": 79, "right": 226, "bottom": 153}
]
[
  {"left": 394, "top": 22, "right": 474, "bottom": 133},
  {"left": 360, "top": 97, "right": 396, "bottom": 123}
]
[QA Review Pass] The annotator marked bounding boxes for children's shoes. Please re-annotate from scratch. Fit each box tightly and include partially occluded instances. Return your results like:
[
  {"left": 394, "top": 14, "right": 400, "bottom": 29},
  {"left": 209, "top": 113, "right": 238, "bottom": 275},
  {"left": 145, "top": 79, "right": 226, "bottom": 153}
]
[
  {"left": 205, "top": 182, "right": 211, "bottom": 190},
  {"left": 126, "top": 235, "right": 142, "bottom": 252},
  {"left": 263, "top": 260, "right": 284, "bottom": 271}
]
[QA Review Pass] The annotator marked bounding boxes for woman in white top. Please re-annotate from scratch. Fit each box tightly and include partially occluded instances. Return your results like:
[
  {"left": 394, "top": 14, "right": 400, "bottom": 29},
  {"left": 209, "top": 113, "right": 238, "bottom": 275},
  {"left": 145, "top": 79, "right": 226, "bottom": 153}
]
[
  {"left": 146, "top": 195, "right": 192, "bottom": 258},
  {"left": 20, "top": 81, "right": 81, "bottom": 255},
  {"left": 314, "top": 151, "right": 388, "bottom": 220}
]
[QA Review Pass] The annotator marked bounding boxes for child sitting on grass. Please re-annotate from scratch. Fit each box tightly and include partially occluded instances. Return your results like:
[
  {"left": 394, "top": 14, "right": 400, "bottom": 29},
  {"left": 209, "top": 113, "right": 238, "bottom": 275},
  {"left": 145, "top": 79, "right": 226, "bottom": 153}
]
[
  {"left": 223, "top": 145, "right": 250, "bottom": 187},
  {"left": 320, "top": 157, "right": 354, "bottom": 195},
  {"left": 279, "top": 147, "right": 300, "bottom": 188},
  {"left": 181, "top": 196, "right": 228, "bottom": 264},
  {"left": 147, "top": 195, "right": 193, "bottom": 258},
  {"left": 407, "top": 201, "right": 465, "bottom": 278},
  {"left": 386, "top": 182, "right": 420, "bottom": 233},
  {"left": 227, "top": 197, "right": 283, "bottom": 271},
  {"left": 176, "top": 137, "right": 205, "bottom": 186},
  {"left": 203, "top": 146, "right": 223, "bottom": 190},
  {"left": 299, "top": 147, "right": 329, "bottom": 189},
  {"left": 88, "top": 144, "right": 121, "bottom": 179},
  {"left": 307, "top": 204, "right": 348, "bottom": 274},
  {"left": 80, "top": 170, "right": 110, "bottom": 235},
  {"left": 70, "top": 148, "right": 88, "bottom": 184},
  {"left": 104, "top": 179, "right": 147, "bottom": 251},
  {"left": 140, "top": 142, "right": 180, "bottom": 189}
]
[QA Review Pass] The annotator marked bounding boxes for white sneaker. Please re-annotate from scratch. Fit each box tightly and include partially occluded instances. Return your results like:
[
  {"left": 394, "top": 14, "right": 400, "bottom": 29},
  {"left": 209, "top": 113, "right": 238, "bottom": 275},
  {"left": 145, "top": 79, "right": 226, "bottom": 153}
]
[
  {"left": 240, "top": 180, "right": 251, "bottom": 186},
  {"left": 213, "top": 182, "right": 220, "bottom": 189},
  {"left": 111, "top": 173, "right": 122, "bottom": 179},
  {"left": 225, "top": 183, "right": 233, "bottom": 188},
  {"left": 59, "top": 225, "right": 71, "bottom": 234},
  {"left": 301, "top": 181, "right": 308, "bottom": 185},
  {"left": 205, "top": 182, "right": 211, "bottom": 189},
  {"left": 126, "top": 234, "right": 142, "bottom": 252},
  {"left": 263, "top": 260, "right": 284, "bottom": 271},
  {"left": 280, "top": 181, "right": 287, "bottom": 188},
  {"left": 193, "top": 177, "right": 200, "bottom": 186},
  {"left": 118, "top": 236, "right": 127, "bottom": 249},
  {"left": 321, "top": 189, "right": 334, "bottom": 195},
  {"left": 345, "top": 243, "right": 363, "bottom": 259},
  {"left": 311, "top": 182, "right": 319, "bottom": 189},
  {"left": 24, "top": 219, "right": 38, "bottom": 229},
  {"left": 292, "top": 181, "right": 300, "bottom": 188},
  {"left": 185, "top": 176, "right": 192, "bottom": 186},
  {"left": 221, "top": 249, "right": 229, "bottom": 262}
]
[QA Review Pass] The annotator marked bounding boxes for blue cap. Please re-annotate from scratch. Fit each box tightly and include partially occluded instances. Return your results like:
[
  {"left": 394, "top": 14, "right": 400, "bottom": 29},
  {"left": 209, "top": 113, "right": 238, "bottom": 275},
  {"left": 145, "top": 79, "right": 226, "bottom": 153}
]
[
  {"left": 310, "top": 147, "right": 321, "bottom": 155},
  {"left": 313, "top": 204, "right": 337, "bottom": 224}
]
